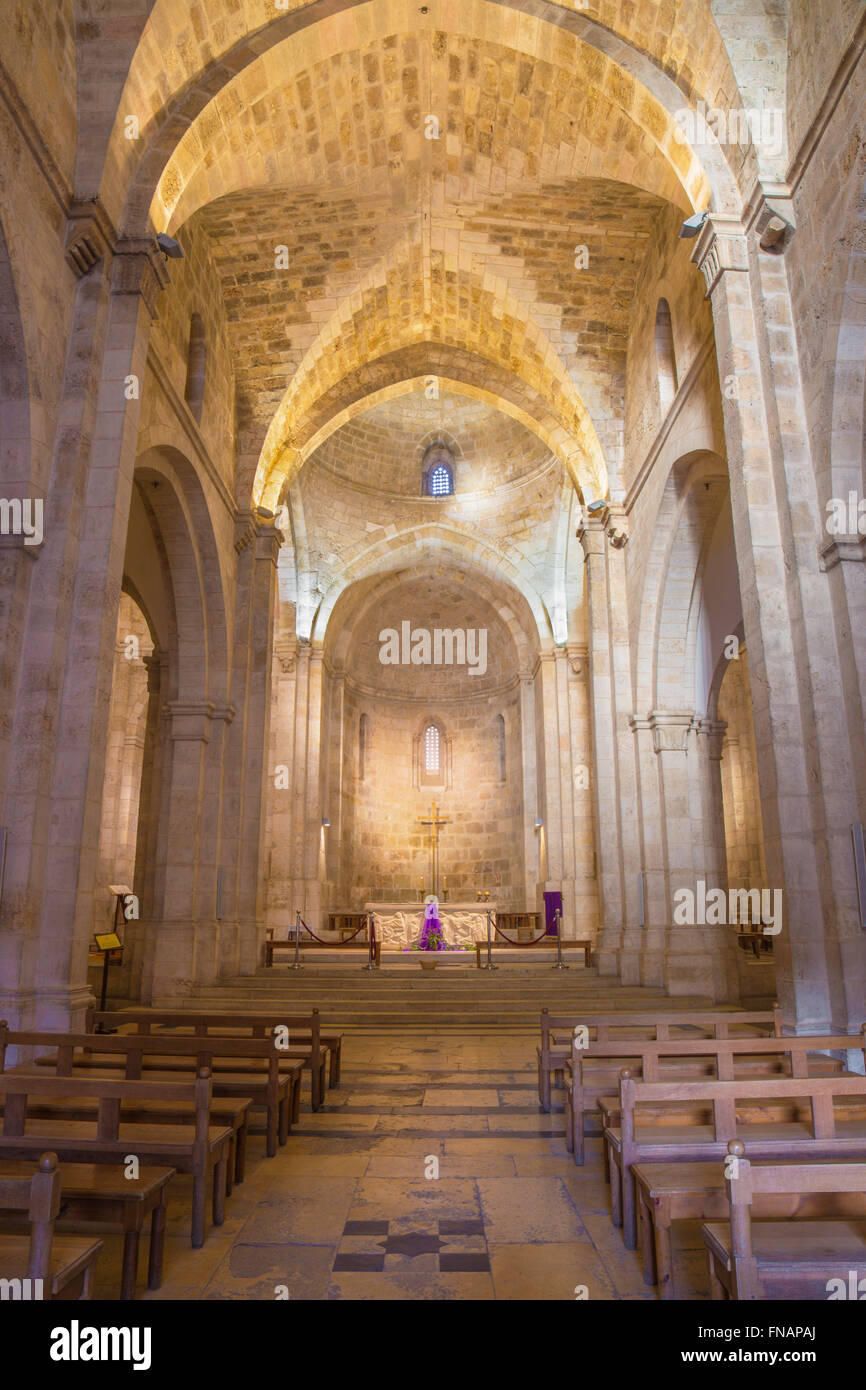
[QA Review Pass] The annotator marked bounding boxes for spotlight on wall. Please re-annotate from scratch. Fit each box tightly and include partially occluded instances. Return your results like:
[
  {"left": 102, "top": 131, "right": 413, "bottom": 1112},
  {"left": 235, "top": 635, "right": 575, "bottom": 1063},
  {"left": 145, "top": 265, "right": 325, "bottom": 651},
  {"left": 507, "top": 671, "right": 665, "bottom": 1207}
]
[
  {"left": 156, "top": 233, "right": 185, "bottom": 260},
  {"left": 586, "top": 500, "right": 607, "bottom": 515},
  {"left": 322, "top": 817, "right": 331, "bottom": 828},
  {"left": 678, "top": 210, "right": 709, "bottom": 239},
  {"left": 534, "top": 817, "right": 544, "bottom": 829}
]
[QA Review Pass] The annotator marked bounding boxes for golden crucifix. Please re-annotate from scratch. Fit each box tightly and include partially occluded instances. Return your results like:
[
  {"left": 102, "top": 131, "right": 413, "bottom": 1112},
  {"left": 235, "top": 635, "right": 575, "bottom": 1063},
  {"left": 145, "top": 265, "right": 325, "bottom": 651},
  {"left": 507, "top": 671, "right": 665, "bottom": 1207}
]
[{"left": 419, "top": 801, "right": 450, "bottom": 899}]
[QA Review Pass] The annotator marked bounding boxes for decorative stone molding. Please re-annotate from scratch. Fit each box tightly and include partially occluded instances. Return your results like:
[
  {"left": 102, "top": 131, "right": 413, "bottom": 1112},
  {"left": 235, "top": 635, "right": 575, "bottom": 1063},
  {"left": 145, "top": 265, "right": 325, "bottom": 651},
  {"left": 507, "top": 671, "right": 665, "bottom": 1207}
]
[
  {"left": 649, "top": 710, "right": 696, "bottom": 754},
  {"left": 65, "top": 200, "right": 116, "bottom": 277},
  {"left": 210, "top": 705, "right": 236, "bottom": 725},
  {"left": 567, "top": 644, "right": 587, "bottom": 676},
  {"left": 576, "top": 511, "right": 606, "bottom": 559},
  {"left": 234, "top": 510, "right": 258, "bottom": 554},
  {"left": 695, "top": 717, "right": 728, "bottom": 762},
  {"left": 143, "top": 651, "right": 164, "bottom": 696},
  {"left": 820, "top": 535, "right": 866, "bottom": 571},
  {"left": 602, "top": 503, "right": 629, "bottom": 549},
  {"left": 111, "top": 238, "right": 170, "bottom": 320},
  {"left": 743, "top": 183, "right": 796, "bottom": 255},
  {"left": 275, "top": 636, "right": 298, "bottom": 675},
  {"left": 691, "top": 215, "right": 748, "bottom": 297},
  {"left": 163, "top": 700, "right": 216, "bottom": 742}
]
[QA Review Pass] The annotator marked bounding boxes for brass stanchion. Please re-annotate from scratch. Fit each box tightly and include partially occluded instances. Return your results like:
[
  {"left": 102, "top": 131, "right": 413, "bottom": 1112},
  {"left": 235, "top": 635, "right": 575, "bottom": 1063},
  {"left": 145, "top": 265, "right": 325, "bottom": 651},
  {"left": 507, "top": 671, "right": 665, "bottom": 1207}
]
[
  {"left": 363, "top": 912, "right": 378, "bottom": 971},
  {"left": 482, "top": 908, "right": 498, "bottom": 970},
  {"left": 290, "top": 909, "right": 302, "bottom": 971},
  {"left": 552, "top": 907, "right": 569, "bottom": 970}
]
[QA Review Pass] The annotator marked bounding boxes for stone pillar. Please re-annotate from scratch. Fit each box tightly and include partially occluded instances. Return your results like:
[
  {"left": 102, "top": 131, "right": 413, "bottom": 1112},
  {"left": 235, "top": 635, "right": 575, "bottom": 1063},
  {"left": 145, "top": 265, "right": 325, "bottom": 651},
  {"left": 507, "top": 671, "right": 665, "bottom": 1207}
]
[
  {"left": 0, "top": 231, "right": 167, "bottom": 1030},
  {"left": 652, "top": 712, "right": 737, "bottom": 1001},
  {"left": 219, "top": 511, "right": 280, "bottom": 979},
  {"left": 627, "top": 717, "right": 666, "bottom": 986},
  {"left": 145, "top": 700, "right": 215, "bottom": 1001},
  {"left": 578, "top": 506, "right": 640, "bottom": 974},
  {"left": 127, "top": 649, "right": 165, "bottom": 998},
  {"left": 692, "top": 201, "right": 865, "bottom": 1030},
  {"left": 519, "top": 671, "right": 540, "bottom": 911},
  {"left": 265, "top": 633, "right": 298, "bottom": 937}
]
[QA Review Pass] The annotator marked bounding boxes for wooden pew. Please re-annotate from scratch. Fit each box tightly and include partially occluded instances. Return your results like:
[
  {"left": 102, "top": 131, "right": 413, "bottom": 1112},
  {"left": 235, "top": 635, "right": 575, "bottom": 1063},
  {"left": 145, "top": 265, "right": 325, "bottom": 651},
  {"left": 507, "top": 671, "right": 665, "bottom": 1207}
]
[
  {"left": 607, "top": 1063, "right": 866, "bottom": 1251},
  {"left": 570, "top": 1030, "right": 851, "bottom": 1167},
  {"left": 703, "top": 1139, "right": 866, "bottom": 1300},
  {"left": 0, "top": 1158, "right": 174, "bottom": 1300},
  {"left": 538, "top": 1005, "right": 782, "bottom": 1113},
  {"left": 477, "top": 939, "right": 592, "bottom": 970},
  {"left": 265, "top": 935, "right": 381, "bottom": 969},
  {"left": 86, "top": 1008, "right": 336, "bottom": 1108},
  {"left": 0, "top": 1070, "right": 230, "bottom": 1248},
  {"left": 12, "top": 1025, "right": 297, "bottom": 1159},
  {"left": 0, "top": 1152, "right": 103, "bottom": 1300}
]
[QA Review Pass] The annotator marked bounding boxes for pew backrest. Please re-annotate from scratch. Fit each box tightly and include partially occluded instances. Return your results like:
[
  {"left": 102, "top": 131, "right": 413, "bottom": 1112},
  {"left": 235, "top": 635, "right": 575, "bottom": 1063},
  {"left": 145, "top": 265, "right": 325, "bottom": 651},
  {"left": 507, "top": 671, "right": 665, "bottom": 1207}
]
[
  {"left": 0, "top": 1150, "right": 60, "bottom": 1282},
  {"left": 620, "top": 1070, "right": 866, "bottom": 1152}
]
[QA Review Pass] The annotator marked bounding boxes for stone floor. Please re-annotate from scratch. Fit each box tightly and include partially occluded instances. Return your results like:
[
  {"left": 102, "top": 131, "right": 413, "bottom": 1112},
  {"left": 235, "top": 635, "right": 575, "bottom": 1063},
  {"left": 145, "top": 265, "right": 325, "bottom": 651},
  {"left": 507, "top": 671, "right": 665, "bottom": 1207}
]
[{"left": 85, "top": 1031, "right": 709, "bottom": 1301}]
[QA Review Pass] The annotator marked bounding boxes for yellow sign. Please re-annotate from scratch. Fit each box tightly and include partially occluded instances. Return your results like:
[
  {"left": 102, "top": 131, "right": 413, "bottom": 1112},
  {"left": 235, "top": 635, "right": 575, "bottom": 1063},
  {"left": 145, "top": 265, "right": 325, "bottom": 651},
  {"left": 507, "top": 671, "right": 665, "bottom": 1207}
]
[{"left": 95, "top": 933, "right": 122, "bottom": 952}]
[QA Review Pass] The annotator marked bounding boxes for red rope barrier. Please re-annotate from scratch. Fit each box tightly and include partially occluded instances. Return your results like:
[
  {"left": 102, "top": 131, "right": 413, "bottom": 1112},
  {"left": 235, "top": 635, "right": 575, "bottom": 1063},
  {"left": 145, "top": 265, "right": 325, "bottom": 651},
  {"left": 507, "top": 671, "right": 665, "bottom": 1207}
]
[
  {"left": 297, "top": 915, "right": 372, "bottom": 945},
  {"left": 491, "top": 917, "right": 554, "bottom": 946}
]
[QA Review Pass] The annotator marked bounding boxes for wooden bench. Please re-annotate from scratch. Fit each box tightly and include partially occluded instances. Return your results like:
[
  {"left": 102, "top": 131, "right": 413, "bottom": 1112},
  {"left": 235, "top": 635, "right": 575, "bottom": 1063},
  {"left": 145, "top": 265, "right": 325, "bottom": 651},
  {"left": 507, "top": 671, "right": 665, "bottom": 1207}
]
[
  {"left": 0, "top": 1152, "right": 103, "bottom": 1300},
  {"left": 477, "top": 938, "right": 592, "bottom": 970},
  {"left": 703, "top": 1140, "right": 866, "bottom": 1300},
  {"left": 607, "top": 1062, "right": 866, "bottom": 1252},
  {"left": 634, "top": 1154, "right": 866, "bottom": 1300},
  {"left": 265, "top": 935, "right": 381, "bottom": 969},
  {"left": 14, "top": 1025, "right": 297, "bottom": 1158},
  {"left": 0, "top": 1158, "right": 173, "bottom": 1300},
  {"left": 87, "top": 1008, "right": 336, "bottom": 1109},
  {"left": 539, "top": 1005, "right": 782, "bottom": 1114},
  {"left": 572, "top": 1030, "right": 850, "bottom": 1168},
  {"left": 0, "top": 1071, "right": 230, "bottom": 1248}
]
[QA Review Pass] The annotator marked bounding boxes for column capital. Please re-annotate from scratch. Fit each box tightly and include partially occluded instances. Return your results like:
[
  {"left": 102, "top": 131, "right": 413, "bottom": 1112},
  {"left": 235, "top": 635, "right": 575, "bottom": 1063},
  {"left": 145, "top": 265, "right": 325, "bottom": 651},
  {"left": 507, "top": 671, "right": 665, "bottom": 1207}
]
[
  {"left": 691, "top": 214, "right": 749, "bottom": 297},
  {"left": 275, "top": 635, "right": 298, "bottom": 674},
  {"left": 163, "top": 700, "right": 216, "bottom": 742},
  {"left": 64, "top": 200, "right": 117, "bottom": 278},
  {"left": 695, "top": 716, "right": 728, "bottom": 761},
  {"left": 566, "top": 644, "right": 587, "bottom": 676},
  {"left": 649, "top": 709, "right": 696, "bottom": 754},
  {"left": 602, "top": 503, "right": 629, "bottom": 549},
  {"left": 743, "top": 182, "right": 796, "bottom": 254},
  {"left": 235, "top": 507, "right": 281, "bottom": 563},
  {"left": 111, "top": 238, "right": 170, "bottom": 319},
  {"left": 820, "top": 535, "right": 866, "bottom": 571},
  {"left": 143, "top": 649, "right": 165, "bottom": 694}
]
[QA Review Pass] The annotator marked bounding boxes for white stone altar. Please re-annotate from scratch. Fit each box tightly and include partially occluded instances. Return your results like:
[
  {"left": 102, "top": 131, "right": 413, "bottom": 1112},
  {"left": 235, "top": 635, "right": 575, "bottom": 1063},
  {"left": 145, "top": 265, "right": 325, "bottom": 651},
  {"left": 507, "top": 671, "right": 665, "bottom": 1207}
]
[{"left": 365, "top": 901, "right": 499, "bottom": 948}]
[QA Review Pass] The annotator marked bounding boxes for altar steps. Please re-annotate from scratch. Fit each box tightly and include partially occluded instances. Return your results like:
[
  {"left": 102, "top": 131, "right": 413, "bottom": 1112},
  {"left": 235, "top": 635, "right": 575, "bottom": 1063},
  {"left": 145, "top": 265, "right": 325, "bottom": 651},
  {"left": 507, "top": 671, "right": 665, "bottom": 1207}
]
[{"left": 152, "top": 966, "right": 718, "bottom": 1030}]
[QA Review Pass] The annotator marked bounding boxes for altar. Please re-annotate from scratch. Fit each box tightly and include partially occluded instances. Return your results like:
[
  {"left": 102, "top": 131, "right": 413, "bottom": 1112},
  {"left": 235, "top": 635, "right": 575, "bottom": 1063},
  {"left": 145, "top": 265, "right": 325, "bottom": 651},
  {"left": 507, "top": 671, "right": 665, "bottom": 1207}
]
[{"left": 365, "top": 902, "right": 499, "bottom": 948}]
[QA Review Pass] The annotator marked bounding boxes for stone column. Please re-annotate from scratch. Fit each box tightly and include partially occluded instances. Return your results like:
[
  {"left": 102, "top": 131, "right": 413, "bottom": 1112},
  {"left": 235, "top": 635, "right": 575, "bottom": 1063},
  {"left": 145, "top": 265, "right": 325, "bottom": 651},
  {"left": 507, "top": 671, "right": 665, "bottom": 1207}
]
[
  {"left": 651, "top": 712, "right": 737, "bottom": 1000},
  {"left": 219, "top": 511, "right": 280, "bottom": 978},
  {"left": 145, "top": 700, "right": 215, "bottom": 1001},
  {"left": 578, "top": 507, "right": 640, "bottom": 974},
  {"left": 127, "top": 649, "right": 165, "bottom": 998},
  {"left": 692, "top": 200, "right": 865, "bottom": 1030},
  {"left": 0, "top": 229, "right": 167, "bottom": 1030},
  {"left": 265, "top": 633, "right": 298, "bottom": 937}
]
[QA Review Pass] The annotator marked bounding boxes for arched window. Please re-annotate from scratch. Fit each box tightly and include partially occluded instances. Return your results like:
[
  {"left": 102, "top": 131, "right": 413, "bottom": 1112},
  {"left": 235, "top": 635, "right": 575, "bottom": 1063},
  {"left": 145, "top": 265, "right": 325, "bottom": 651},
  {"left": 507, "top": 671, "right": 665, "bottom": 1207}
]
[
  {"left": 359, "top": 714, "right": 369, "bottom": 781},
  {"left": 422, "top": 441, "right": 455, "bottom": 497},
  {"left": 429, "top": 463, "right": 452, "bottom": 496},
  {"left": 654, "top": 299, "right": 678, "bottom": 414},
  {"left": 425, "top": 724, "right": 440, "bottom": 773},
  {"left": 184, "top": 313, "right": 207, "bottom": 423},
  {"left": 497, "top": 714, "right": 506, "bottom": 783}
]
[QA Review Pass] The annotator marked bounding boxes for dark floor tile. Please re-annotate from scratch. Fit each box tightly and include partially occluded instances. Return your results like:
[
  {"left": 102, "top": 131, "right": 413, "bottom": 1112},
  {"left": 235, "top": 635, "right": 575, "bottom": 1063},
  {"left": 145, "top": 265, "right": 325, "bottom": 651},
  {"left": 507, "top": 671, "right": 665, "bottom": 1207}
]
[
  {"left": 332, "top": 1253, "right": 386, "bottom": 1272},
  {"left": 439, "top": 1253, "right": 491, "bottom": 1272}
]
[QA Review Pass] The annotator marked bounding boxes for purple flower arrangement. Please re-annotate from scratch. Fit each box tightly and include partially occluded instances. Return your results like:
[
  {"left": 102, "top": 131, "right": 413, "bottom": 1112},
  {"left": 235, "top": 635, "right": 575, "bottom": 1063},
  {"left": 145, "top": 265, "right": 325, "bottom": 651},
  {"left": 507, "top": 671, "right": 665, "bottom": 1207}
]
[{"left": 401, "top": 909, "right": 467, "bottom": 952}]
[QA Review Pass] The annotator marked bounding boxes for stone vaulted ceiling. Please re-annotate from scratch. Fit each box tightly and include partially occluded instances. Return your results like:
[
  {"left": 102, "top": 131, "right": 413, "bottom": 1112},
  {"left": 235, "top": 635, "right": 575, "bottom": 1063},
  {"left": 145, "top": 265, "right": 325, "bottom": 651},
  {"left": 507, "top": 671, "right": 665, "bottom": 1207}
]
[{"left": 149, "top": 21, "right": 702, "bottom": 509}]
